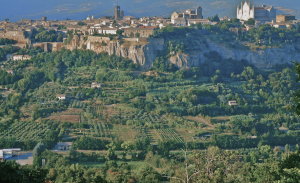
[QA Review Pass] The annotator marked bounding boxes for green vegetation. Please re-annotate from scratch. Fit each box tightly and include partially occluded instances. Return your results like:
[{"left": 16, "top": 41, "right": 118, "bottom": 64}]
[
  {"left": 0, "top": 38, "right": 16, "bottom": 45},
  {"left": 1, "top": 23, "right": 300, "bottom": 182},
  {"left": 0, "top": 44, "right": 14, "bottom": 61},
  {"left": 33, "top": 27, "right": 63, "bottom": 42}
]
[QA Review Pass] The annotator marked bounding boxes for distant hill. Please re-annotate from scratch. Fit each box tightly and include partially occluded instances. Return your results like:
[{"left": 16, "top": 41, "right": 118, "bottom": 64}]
[{"left": 1, "top": 0, "right": 300, "bottom": 21}]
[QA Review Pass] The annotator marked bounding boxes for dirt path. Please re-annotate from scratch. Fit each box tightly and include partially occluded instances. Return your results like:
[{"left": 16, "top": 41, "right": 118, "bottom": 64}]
[{"left": 184, "top": 116, "right": 214, "bottom": 129}]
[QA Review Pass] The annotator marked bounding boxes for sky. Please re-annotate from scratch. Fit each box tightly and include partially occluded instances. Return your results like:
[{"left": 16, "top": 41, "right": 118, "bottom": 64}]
[{"left": 0, "top": 0, "right": 299, "bottom": 22}]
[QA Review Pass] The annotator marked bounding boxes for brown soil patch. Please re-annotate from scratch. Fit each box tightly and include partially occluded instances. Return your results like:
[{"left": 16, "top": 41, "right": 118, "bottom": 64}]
[
  {"left": 184, "top": 116, "right": 214, "bottom": 129},
  {"left": 175, "top": 128, "right": 194, "bottom": 142},
  {"left": 46, "top": 115, "right": 80, "bottom": 123},
  {"left": 45, "top": 108, "right": 83, "bottom": 123}
]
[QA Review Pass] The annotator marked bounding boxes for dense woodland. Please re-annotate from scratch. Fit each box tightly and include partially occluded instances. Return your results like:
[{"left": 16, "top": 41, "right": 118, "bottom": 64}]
[{"left": 1, "top": 22, "right": 300, "bottom": 182}]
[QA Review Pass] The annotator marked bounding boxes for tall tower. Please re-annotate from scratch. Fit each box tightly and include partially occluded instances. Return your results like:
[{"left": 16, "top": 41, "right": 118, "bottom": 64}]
[
  {"left": 196, "top": 6, "right": 203, "bottom": 19},
  {"left": 115, "top": 6, "right": 120, "bottom": 20}
]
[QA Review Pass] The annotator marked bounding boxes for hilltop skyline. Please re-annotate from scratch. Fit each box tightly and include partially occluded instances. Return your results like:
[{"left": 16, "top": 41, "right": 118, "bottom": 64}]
[{"left": 1, "top": 0, "right": 299, "bottom": 21}]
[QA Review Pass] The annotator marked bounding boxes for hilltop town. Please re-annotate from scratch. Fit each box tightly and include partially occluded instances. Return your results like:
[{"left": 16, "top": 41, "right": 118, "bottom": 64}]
[
  {"left": 0, "top": 2, "right": 298, "bottom": 56},
  {"left": 1, "top": 1, "right": 300, "bottom": 183}
]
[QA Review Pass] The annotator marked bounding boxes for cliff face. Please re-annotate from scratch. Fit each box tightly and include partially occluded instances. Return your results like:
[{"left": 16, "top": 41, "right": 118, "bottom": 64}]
[
  {"left": 206, "top": 40, "right": 300, "bottom": 68},
  {"left": 65, "top": 35, "right": 300, "bottom": 70},
  {"left": 168, "top": 40, "right": 300, "bottom": 69},
  {"left": 103, "top": 40, "right": 157, "bottom": 69},
  {"left": 73, "top": 36, "right": 164, "bottom": 70}
]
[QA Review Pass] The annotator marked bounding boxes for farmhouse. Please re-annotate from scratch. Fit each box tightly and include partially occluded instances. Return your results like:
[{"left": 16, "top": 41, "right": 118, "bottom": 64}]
[
  {"left": 91, "top": 82, "right": 103, "bottom": 88},
  {"left": 56, "top": 94, "right": 67, "bottom": 100},
  {"left": 228, "top": 100, "right": 238, "bottom": 106},
  {"left": 56, "top": 142, "right": 72, "bottom": 151},
  {"left": 6, "top": 70, "right": 15, "bottom": 75}
]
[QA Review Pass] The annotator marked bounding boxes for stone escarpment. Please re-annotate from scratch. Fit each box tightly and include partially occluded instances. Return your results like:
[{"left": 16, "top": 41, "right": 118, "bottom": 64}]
[
  {"left": 67, "top": 36, "right": 164, "bottom": 69},
  {"left": 66, "top": 35, "right": 300, "bottom": 70},
  {"left": 168, "top": 40, "right": 300, "bottom": 69}
]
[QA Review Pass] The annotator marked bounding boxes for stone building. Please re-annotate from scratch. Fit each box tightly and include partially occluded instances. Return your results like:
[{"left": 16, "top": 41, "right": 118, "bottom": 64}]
[
  {"left": 171, "top": 6, "right": 203, "bottom": 26},
  {"left": 0, "top": 29, "right": 30, "bottom": 44},
  {"left": 276, "top": 14, "right": 296, "bottom": 22},
  {"left": 122, "top": 27, "right": 157, "bottom": 38},
  {"left": 88, "top": 27, "right": 118, "bottom": 35},
  {"left": 237, "top": 1, "right": 276, "bottom": 22},
  {"left": 12, "top": 55, "right": 32, "bottom": 61},
  {"left": 115, "top": 6, "right": 121, "bottom": 20},
  {"left": 56, "top": 142, "right": 72, "bottom": 151}
]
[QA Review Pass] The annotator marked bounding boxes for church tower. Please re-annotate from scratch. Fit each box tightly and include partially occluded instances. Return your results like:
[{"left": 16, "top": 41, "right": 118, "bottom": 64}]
[
  {"left": 115, "top": 6, "right": 120, "bottom": 20},
  {"left": 196, "top": 6, "right": 203, "bottom": 19}
]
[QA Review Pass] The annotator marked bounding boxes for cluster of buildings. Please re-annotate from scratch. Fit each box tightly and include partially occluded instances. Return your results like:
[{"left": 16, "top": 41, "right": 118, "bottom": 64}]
[
  {"left": 237, "top": 1, "right": 297, "bottom": 28},
  {"left": 82, "top": 5, "right": 218, "bottom": 38},
  {"left": 0, "top": 3, "right": 298, "bottom": 54}
]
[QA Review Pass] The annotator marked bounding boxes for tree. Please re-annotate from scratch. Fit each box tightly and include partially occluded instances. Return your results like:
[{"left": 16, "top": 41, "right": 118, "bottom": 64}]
[
  {"left": 246, "top": 18, "right": 255, "bottom": 25},
  {"left": 0, "top": 160, "right": 47, "bottom": 183},
  {"left": 116, "top": 30, "right": 124, "bottom": 36},
  {"left": 290, "top": 62, "right": 300, "bottom": 114},
  {"left": 163, "top": 146, "right": 237, "bottom": 183},
  {"left": 77, "top": 22, "right": 85, "bottom": 26},
  {"left": 105, "top": 142, "right": 117, "bottom": 160},
  {"left": 208, "top": 14, "right": 220, "bottom": 22},
  {"left": 33, "top": 142, "right": 47, "bottom": 158},
  {"left": 121, "top": 142, "right": 132, "bottom": 160},
  {"left": 57, "top": 33, "right": 63, "bottom": 42},
  {"left": 129, "top": 32, "right": 134, "bottom": 38},
  {"left": 135, "top": 32, "right": 140, "bottom": 38},
  {"left": 196, "top": 23, "right": 202, "bottom": 30}
]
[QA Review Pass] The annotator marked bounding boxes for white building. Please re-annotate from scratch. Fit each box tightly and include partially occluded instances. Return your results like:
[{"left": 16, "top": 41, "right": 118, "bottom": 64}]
[
  {"left": 237, "top": 1, "right": 276, "bottom": 22},
  {"left": 12, "top": 55, "right": 32, "bottom": 61},
  {"left": 12, "top": 55, "right": 23, "bottom": 61},
  {"left": 56, "top": 94, "right": 66, "bottom": 100},
  {"left": 56, "top": 142, "right": 72, "bottom": 151},
  {"left": 188, "top": 19, "right": 211, "bottom": 26},
  {"left": 228, "top": 100, "right": 238, "bottom": 106},
  {"left": 237, "top": 1, "right": 255, "bottom": 21},
  {"left": 88, "top": 27, "right": 118, "bottom": 35},
  {"left": 91, "top": 82, "right": 103, "bottom": 88},
  {"left": 171, "top": 17, "right": 187, "bottom": 26}
]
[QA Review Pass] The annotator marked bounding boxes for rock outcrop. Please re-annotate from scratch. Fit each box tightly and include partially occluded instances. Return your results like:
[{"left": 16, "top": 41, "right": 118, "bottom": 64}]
[
  {"left": 168, "top": 40, "right": 300, "bottom": 69},
  {"left": 65, "top": 35, "right": 300, "bottom": 70},
  {"left": 72, "top": 36, "right": 164, "bottom": 70}
]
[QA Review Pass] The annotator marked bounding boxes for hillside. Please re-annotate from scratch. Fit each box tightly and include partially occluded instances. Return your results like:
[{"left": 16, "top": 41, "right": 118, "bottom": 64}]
[{"left": 1, "top": 0, "right": 300, "bottom": 21}]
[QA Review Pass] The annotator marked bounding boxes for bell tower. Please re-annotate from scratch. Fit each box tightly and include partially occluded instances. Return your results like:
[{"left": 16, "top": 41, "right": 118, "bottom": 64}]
[
  {"left": 196, "top": 6, "right": 203, "bottom": 19},
  {"left": 115, "top": 6, "right": 120, "bottom": 20}
]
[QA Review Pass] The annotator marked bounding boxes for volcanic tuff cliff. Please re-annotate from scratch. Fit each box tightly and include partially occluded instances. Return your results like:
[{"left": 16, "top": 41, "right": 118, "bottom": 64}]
[
  {"left": 168, "top": 40, "right": 300, "bottom": 69},
  {"left": 67, "top": 35, "right": 300, "bottom": 70},
  {"left": 64, "top": 36, "right": 164, "bottom": 69}
]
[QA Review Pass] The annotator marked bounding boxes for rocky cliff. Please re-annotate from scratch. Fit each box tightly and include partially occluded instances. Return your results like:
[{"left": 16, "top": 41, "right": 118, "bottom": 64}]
[
  {"left": 66, "top": 35, "right": 300, "bottom": 70},
  {"left": 168, "top": 40, "right": 300, "bottom": 69},
  {"left": 67, "top": 36, "right": 164, "bottom": 70}
]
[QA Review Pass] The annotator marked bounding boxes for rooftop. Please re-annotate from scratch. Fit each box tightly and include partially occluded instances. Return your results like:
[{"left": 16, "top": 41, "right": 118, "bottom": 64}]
[{"left": 57, "top": 142, "right": 72, "bottom": 146}]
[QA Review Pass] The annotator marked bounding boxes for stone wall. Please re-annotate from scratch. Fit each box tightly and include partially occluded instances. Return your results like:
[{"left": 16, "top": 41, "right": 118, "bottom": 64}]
[{"left": 0, "top": 30, "right": 30, "bottom": 44}]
